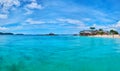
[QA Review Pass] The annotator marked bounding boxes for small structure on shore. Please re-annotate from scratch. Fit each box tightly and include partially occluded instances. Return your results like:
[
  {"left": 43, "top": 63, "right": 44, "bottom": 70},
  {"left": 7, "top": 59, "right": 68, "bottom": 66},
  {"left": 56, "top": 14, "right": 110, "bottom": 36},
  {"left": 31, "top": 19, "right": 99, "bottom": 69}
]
[
  {"left": 80, "top": 30, "right": 97, "bottom": 36},
  {"left": 80, "top": 30, "right": 91, "bottom": 36}
]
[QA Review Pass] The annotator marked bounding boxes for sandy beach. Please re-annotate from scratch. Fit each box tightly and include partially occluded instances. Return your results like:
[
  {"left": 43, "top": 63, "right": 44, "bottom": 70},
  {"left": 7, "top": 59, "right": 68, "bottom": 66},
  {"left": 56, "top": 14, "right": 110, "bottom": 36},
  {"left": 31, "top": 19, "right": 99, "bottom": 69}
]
[{"left": 90, "top": 35, "right": 120, "bottom": 38}]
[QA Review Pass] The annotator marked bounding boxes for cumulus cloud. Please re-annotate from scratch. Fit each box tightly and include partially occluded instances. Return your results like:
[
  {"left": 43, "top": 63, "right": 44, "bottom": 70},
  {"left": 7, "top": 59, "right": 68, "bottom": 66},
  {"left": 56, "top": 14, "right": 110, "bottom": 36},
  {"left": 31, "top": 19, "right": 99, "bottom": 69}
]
[
  {"left": 114, "top": 21, "right": 120, "bottom": 28},
  {"left": 0, "top": 0, "right": 43, "bottom": 15},
  {"left": 25, "top": 18, "right": 45, "bottom": 24},
  {"left": 88, "top": 20, "right": 120, "bottom": 31},
  {"left": 0, "top": 0, "right": 20, "bottom": 13},
  {"left": 105, "top": 20, "right": 120, "bottom": 31},
  {"left": 26, "top": 2, "right": 42, "bottom": 9},
  {"left": 24, "top": 0, "right": 43, "bottom": 15},
  {"left": 0, "top": 0, "right": 20, "bottom": 19}
]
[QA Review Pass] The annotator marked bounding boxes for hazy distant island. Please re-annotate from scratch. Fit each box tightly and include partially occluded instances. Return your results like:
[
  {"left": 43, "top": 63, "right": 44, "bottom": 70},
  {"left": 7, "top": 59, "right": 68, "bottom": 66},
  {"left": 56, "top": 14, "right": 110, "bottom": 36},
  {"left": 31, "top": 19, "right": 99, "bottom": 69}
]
[
  {"left": 0, "top": 32, "right": 25, "bottom": 35},
  {"left": 0, "top": 32, "right": 57, "bottom": 36},
  {"left": 0, "top": 32, "right": 14, "bottom": 35}
]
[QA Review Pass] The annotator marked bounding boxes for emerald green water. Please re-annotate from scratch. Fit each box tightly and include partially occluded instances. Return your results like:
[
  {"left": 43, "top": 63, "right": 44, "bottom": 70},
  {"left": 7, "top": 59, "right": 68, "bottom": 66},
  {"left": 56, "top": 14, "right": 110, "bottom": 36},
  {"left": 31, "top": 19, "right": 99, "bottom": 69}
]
[{"left": 0, "top": 35, "right": 120, "bottom": 71}]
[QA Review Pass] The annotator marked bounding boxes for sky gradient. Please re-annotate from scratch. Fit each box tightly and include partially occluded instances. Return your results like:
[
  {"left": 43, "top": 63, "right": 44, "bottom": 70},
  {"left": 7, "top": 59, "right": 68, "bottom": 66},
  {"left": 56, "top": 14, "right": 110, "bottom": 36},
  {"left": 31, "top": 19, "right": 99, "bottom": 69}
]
[{"left": 0, "top": 0, "right": 120, "bottom": 34}]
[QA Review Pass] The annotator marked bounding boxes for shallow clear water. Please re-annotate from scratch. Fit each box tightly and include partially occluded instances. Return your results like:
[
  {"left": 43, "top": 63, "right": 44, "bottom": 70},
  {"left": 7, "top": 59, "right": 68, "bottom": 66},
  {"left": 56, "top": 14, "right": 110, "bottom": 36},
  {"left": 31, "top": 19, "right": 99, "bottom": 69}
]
[{"left": 0, "top": 35, "right": 120, "bottom": 71}]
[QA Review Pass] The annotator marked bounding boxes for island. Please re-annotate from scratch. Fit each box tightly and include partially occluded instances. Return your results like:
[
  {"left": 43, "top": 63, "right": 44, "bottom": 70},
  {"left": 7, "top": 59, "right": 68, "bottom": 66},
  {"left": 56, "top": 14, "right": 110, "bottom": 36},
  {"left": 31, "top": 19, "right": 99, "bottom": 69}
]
[
  {"left": 79, "top": 27, "right": 119, "bottom": 38},
  {"left": 0, "top": 32, "right": 14, "bottom": 35},
  {"left": 39, "top": 33, "right": 57, "bottom": 36}
]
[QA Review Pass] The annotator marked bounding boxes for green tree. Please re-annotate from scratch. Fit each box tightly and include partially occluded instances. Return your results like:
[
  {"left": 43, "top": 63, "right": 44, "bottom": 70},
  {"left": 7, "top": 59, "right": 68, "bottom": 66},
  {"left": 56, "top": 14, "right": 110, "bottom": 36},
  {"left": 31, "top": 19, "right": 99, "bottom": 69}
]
[
  {"left": 110, "top": 29, "right": 118, "bottom": 34},
  {"left": 110, "top": 29, "right": 119, "bottom": 38},
  {"left": 98, "top": 29, "right": 104, "bottom": 35},
  {"left": 90, "top": 27, "right": 95, "bottom": 32},
  {"left": 99, "top": 29, "right": 103, "bottom": 31},
  {"left": 90, "top": 27, "right": 95, "bottom": 30}
]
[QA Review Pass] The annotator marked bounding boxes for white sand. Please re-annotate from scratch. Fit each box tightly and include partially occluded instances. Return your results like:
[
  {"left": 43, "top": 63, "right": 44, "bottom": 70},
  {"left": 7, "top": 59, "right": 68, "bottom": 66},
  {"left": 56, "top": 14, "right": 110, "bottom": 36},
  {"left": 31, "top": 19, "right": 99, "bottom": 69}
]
[{"left": 89, "top": 35, "right": 120, "bottom": 38}]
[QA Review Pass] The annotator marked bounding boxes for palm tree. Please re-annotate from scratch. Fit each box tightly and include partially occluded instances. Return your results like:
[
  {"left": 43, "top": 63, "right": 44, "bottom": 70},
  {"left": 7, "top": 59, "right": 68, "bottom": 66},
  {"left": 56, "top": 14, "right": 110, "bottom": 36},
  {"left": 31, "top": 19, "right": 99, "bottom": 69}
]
[
  {"left": 99, "top": 29, "right": 103, "bottom": 31},
  {"left": 90, "top": 27, "right": 95, "bottom": 35},
  {"left": 90, "top": 27, "right": 95, "bottom": 31},
  {"left": 110, "top": 29, "right": 119, "bottom": 38},
  {"left": 98, "top": 29, "right": 104, "bottom": 35}
]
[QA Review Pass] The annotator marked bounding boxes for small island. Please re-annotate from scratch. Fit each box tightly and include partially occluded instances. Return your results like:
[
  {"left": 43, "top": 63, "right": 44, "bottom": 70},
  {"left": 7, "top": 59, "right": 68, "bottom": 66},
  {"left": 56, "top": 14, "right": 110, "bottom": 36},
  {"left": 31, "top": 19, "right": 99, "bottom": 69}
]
[
  {"left": 39, "top": 33, "right": 57, "bottom": 36},
  {"left": 79, "top": 27, "right": 119, "bottom": 38},
  {"left": 0, "top": 32, "right": 14, "bottom": 35},
  {"left": 47, "top": 33, "right": 56, "bottom": 36}
]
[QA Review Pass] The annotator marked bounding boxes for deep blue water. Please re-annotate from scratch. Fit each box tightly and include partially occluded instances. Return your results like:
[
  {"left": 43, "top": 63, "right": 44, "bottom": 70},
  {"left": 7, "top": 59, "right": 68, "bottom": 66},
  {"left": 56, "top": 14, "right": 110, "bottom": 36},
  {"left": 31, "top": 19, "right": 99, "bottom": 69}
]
[{"left": 0, "top": 35, "right": 120, "bottom": 71}]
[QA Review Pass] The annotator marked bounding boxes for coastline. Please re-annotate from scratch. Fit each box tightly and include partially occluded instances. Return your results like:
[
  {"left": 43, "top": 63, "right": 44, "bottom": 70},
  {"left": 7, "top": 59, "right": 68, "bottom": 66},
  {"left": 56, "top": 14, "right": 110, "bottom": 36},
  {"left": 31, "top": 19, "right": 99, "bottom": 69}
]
[{"left": 89, "top": 35, "right": 120, "bottom": 38}]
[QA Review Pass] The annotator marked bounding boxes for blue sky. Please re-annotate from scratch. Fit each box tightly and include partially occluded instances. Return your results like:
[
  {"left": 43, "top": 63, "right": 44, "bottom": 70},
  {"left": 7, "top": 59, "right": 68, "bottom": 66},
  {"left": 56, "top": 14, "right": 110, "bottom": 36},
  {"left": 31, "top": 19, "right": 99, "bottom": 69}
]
[{"left": 0, "top": 0, "right": 120, "bottom": 34}]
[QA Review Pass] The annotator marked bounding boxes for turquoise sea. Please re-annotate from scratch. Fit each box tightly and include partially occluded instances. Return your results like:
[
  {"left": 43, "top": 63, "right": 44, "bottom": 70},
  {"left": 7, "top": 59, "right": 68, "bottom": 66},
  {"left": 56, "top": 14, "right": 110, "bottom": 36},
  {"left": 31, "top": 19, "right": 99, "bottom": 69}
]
[{"left": 0, "top": 35, "right": 120, "bottom": 71}]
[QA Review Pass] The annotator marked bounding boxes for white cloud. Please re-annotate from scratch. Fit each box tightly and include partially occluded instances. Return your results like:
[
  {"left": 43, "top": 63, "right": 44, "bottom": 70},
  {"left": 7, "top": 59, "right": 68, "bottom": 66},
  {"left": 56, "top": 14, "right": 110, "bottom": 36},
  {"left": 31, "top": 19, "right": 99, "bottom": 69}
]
[
  {"left": 24, "top": 0, "right": 43, "bottom": 15},
  {"left": 57, "top": 18, "right": 85, "bottom": 26},
  {"left": 26, "top": 2, "right": 42, "bottom": 9},
  {"left": 0, "top": 14, "right": 8, "bottom": 19},
  {"left": 106, "top": 20, "right": 120, "bottom": 31},
  {"left": 115, "top": 21, "right": 120, "bottom": 28},
  {"left": 25, "top": 18, "right": 45, "bottom": 24},
  {"left": 0, "top": 0, "right": 20, "bottom": 19},
  {"left": 0, "top": 0, "right": 20, "bottom": 13},
  {"left": 0, "top": 27, "right": 8, "bottom": 30},
  {"left": 87, "top": 21, "right": 120, "bottom": 31},
  {"left": 92, "top": 24, "right": 108, "bottom": 29}
]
